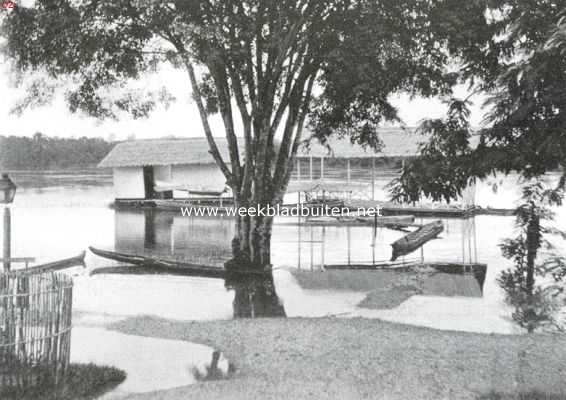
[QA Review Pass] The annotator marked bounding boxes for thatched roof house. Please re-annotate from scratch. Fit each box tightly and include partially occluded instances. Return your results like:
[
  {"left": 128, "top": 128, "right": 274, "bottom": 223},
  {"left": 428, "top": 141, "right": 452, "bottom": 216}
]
[
  {"left": 297, "top": 127, "right": 423, "bottom": 159},
  {"left": 99, "top": 137, "right": 246, "bottom": 169},
  {"left": 99, "top": 128, "right": 424, "bottom": 200}
]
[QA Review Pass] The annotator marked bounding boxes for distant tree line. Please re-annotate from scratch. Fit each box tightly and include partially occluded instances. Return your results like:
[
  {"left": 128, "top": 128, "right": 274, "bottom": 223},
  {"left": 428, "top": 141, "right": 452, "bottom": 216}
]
[{"left": 0, "top": 133, "right": 114, "bottom": 170}]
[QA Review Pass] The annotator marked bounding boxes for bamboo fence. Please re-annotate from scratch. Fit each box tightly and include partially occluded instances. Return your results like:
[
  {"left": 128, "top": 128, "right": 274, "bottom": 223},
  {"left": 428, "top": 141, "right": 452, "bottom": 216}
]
[{"left": 0, "top": 271, "right": 73, "bottom": 392}]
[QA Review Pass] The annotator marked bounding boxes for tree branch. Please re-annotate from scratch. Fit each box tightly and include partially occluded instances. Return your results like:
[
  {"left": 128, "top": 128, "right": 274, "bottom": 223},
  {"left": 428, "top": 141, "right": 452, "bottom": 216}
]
[{"left": 182, "top": 56, "right": 233, "bottom": 184}]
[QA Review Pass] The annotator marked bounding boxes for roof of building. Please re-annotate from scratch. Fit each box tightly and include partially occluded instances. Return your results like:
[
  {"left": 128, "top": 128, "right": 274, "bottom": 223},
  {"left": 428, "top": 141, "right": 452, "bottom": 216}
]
[
  {"left": 297, "top": 127, "right": 423, "bottom": 159},
  {"left": 98, "top": 137, "right": 246, "bottom": 168},
  {"left": 98, "top": 127, "right": 449, "bottom": 168}
]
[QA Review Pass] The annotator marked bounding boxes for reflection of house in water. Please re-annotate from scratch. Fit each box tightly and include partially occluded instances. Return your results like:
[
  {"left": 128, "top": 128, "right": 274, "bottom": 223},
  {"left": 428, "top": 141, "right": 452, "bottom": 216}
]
[
  {"left": 115, "top": 210, "right": 234, "bottom": 267},
  {"left": 114, "top": 208, "right": 485, "bottom": 296}
]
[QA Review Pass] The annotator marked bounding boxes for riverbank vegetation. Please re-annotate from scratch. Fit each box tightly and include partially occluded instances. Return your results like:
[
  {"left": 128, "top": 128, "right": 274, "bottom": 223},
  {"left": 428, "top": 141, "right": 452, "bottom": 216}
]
[
  {"left": 1, "top": 363, "right": 125, "bottom": 400},
  {"left": 497, "top": 181, "right": 566, "bottom": 332},
  {"left": 0, "top": 133, "right": 114, "bottom": 170}
]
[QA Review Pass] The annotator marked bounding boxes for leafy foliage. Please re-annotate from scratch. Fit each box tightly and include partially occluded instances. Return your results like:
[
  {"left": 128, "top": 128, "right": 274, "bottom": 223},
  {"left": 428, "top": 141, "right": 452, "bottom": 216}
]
[
  {"left": 1, "top": 0, "right": 460, "bottom": 266},
  {"left": 389, "top": 99, "right": 476, "bottom": 203},
  {"left": 391, "top": 1, "right": 566, "bottom": 204},
  {"left": 497, "top": 181, "right": 566, "bottom": 332}
]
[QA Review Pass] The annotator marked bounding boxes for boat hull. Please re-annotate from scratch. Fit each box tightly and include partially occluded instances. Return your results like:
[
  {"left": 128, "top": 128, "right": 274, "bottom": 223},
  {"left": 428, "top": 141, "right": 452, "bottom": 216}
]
[{"left": 391, "top": 220, "right": 444, "bottom": 261}]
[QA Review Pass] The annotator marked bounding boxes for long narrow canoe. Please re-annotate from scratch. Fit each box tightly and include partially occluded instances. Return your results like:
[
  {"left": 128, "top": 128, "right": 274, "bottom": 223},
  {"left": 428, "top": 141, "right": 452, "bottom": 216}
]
[
  {"left": 356, "top": 215, "right": 415, "bottom": 226},
  {"left": 90, "top": 265, "right": 226, "bottom": 279},
  {"left": 390, "top": 220, "right": 444, "bottom": 261},
  {"left": 15, "top": 251, "right": 86, "bottom": 275},
  {"left": 88, "top": 247, "right": 270, "bottom": 277},
  {"left": 303, "top": 215, "right": 416, "bottom": 227}
]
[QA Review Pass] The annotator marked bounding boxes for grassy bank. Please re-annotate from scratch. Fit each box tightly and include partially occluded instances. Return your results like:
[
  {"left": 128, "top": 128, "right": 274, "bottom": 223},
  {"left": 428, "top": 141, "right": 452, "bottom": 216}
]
[
  {"left": 291, "top": 269, "right": 482, "bottom": 309},
  {"left": 109, "top": 316, "right": 566, "bottom": 400},
  {"left": 1, "top": 364, "right": 125, "bottom": 400}
]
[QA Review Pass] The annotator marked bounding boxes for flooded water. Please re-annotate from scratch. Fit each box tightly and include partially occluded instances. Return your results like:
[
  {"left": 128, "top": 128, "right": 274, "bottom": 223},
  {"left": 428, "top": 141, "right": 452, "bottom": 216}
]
[
  {"left": 71, "top": 324, "right": 229, "bottom": 397},
  {"left": 1, "top": 170, "right": 565, "bottom": 338}
]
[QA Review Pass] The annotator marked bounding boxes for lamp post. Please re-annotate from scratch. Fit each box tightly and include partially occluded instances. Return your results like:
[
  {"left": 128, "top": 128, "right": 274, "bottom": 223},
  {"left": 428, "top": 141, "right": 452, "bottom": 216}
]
[{"left": 0, "top": 173, "right": 17, "bottom": 271}]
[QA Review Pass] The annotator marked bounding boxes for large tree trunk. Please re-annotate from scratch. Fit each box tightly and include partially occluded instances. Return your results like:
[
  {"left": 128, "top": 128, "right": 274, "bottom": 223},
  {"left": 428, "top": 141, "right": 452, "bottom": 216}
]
[
  {"left": 224, "top": 211, "right": 284, "bottom": 318},
  {"left": 231, "top": 212, "right": 274, "bottom": 270},
  {"left": 524, "top": 205, "right": 541, "bottom": 333},
  {"left": 525, "top": 210, "right": 540, "bottom": 295}
]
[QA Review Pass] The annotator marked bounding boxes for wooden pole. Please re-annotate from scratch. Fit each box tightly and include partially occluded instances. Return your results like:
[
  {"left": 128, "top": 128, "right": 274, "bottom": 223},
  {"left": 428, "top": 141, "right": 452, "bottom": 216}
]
[
  {"left": 473, "top": 217, "right": 478, "bottom": 263},
  {"left": 347, "top": 226, "right": 351, "bottom": 266},
  {"left": 298, "top": 191, "right": 301, "bottom": 269},
  {"left": 371, "top": 158, "right": 375, "bottom": 201},
  {"left": 321, "top": 157, "right": 324, "bottom": 180},
  {"left": 321, "top": 226, "right": 326, "bottom": 271},
  {"left": 461, "top": 220, "right": 466, "bottom": 263},
  {"left": 4, "top": 207, "right": 11, "bottom": 271},
  {"left": 347, "top": 159, "right": 351, "bottom": 184},
  {"left": 372, "top": 212, "right": 377, "bottom": 267},
  {"left": 310, "top": 228, "right": 314, "bottom": 271},
  {"left": 296, "top": 159, "right": 301, "bottom": 181},
  {"left": 467, "top": 219, "right": 472, "bottom": 264},
  {"left": 170, "top": 218, "right": 175, "bottom": 255},
  {"left": 310, "top": 156, "right": 313, "bottom": 181}
]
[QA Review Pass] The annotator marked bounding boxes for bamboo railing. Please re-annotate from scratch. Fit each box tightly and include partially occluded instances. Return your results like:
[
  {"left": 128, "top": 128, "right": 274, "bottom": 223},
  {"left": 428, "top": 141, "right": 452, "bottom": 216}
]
[{"left": 0, "top": 271, "right": 73, "bottom": 392}]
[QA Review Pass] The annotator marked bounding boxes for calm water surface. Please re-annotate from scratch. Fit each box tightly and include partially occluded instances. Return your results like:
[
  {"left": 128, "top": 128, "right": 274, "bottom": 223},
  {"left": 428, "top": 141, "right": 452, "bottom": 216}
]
[{"left": 2, "top": 171, "right": 566, "bottom": 335}]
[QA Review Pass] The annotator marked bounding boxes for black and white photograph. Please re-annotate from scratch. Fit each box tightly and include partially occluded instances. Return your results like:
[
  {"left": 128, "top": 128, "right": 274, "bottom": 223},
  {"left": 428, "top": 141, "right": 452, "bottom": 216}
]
[{"left": 1, "top": 0, "right": 566, "bottom": 399}]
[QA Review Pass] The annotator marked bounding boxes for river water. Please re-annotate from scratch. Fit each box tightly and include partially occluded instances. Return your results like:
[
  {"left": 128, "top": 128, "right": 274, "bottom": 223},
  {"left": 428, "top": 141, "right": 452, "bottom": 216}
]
[{"left": 2, "top": 171, "right": 566, "bottom": 344}]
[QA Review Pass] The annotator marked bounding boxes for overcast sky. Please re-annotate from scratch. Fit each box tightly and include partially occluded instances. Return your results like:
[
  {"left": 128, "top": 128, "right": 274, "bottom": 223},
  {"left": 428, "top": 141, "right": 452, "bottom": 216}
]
[{"left": 0, "top": 62, "right": 486, "bottom": 140}]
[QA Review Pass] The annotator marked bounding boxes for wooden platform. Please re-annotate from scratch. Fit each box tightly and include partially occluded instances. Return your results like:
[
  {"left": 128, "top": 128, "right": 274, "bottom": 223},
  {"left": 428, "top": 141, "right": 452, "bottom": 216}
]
[
  {"left": 114, "top": 198, "right": 515, "bottom": 218},
  {"left": 347, "top": 199, "right": 515, "bottom": 218}
]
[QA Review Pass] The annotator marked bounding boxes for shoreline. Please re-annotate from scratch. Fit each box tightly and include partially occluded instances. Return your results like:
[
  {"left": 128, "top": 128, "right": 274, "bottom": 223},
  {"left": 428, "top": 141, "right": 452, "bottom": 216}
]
[{"left": 107, "top": 315, "right": 566, "bottom": 400}]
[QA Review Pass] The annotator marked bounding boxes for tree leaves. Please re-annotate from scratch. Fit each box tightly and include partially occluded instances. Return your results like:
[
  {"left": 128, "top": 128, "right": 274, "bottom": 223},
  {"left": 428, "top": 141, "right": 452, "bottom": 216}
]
[{"left": 389, "top": 98, "right": 475, "bottom": 203}]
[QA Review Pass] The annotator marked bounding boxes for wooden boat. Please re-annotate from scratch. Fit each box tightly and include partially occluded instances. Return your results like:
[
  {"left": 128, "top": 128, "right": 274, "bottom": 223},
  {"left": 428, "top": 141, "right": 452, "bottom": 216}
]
[
  {"left": 304, "top": 216, "right": 339, "bottom": 224},
  {"left": 90, "top": 265, "right": 226, "bottom": 279},
  {"left": 305, "top": 199, "right": 344, "bottom": 209},
  {"left": 303, "top": 214, "right": 416, "bottom": 227},
  {"left": 390, "top": 220, "right": 444, "bottom": 261},
  {"left": 15, "top": 251, "right": 86, "bottom": 275},
  {"left": 356, "top": 215, "right": 415, "bottom": 226},
  {"left": 324, "top": 258, "right": 421, "bottom": 270},
  {"left": 89, "top": 247, "right": 269, "bottom": 278}
]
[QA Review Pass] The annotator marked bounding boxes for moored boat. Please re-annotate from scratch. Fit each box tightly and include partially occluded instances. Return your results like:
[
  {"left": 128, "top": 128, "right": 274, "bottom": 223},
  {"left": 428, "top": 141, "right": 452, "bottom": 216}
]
[
  {"left": 14, "top": 251, "right": 86, "bottom": 275},
  {"left": 390, "top": 220, "right": 444, "bottom": 261},
  {"left": 88, "top": 247, "right": 271, "bottom": 278},
  {"left": 303, "top": 214, "right": 416, "bottom": 227}
]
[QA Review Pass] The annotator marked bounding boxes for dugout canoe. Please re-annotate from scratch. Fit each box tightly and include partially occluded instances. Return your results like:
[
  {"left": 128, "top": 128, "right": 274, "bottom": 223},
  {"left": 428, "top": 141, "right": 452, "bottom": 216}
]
[
  {"left": 390, "top": 220, "right": 444, "bottom": 261},
  {"left": 355, "top": 214, "right": 415, "bottom": 225},
  {"left": 303, "top": 214, "right": 416, "bottom": 227},
  {"left": 90, "top": 264, "right": 226, "bottom": 279},
  {"left": 15, "top": 251, "right": 86, "bottom": 275},
  {"left": 88, "top": 247, "right": 271, "bottom": 278}
]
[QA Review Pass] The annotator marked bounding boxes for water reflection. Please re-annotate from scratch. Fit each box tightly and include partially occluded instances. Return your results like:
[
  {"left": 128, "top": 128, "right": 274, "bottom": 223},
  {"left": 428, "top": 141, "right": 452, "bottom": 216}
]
[
  {"left": 71, "top": 326, "right": 232, "bottom": 396},
  {"left": 9, "top": 171, "right": 564, "bottom": 332},
  {"left": 226, "top": 274, "right": 286, "bottom": 318},
  {"left": 109, "top": 208, "right": 487, "bottom": 320},
  {"left": 113, "top": 209, "right": 481, "bottom": 270},
  {"left": 115, "top": 210, "right": 233, "bottom": 267}
]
